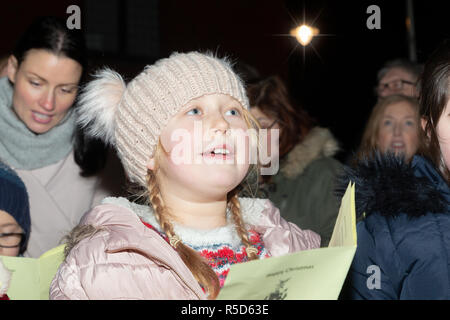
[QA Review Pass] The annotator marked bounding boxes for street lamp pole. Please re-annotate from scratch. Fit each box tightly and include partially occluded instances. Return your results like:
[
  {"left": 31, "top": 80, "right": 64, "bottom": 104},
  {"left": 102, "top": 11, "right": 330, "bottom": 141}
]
[{"left": 406, "top": 0, "right": 417, "bottom": 62}]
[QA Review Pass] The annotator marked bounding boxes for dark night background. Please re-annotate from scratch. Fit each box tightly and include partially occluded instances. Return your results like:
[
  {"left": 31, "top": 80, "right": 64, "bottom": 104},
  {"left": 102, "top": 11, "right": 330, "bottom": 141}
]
[{"left": 1, "top": 0, "right": 448, "bottom": 162}]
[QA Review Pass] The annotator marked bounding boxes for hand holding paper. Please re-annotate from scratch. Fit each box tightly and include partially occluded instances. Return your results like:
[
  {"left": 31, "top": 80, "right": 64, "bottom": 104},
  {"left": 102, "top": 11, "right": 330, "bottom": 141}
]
[{"left": 217, "top": 182, "right": 357, "bottom": 300}]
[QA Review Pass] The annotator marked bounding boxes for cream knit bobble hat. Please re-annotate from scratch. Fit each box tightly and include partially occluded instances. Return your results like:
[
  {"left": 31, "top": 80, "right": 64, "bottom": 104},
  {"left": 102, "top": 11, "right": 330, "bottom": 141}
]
[{"left": 77, "top": 51, "right": 249, "bottom": 187}]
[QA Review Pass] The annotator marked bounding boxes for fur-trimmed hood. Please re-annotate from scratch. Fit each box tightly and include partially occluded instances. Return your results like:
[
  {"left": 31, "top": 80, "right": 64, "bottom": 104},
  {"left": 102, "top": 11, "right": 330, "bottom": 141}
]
[
  {"left": 280, "top": 127, "right": 340, "bottom": 179},
  {"left": 336, "top": 153, "right": 450, "bottom": 219}
]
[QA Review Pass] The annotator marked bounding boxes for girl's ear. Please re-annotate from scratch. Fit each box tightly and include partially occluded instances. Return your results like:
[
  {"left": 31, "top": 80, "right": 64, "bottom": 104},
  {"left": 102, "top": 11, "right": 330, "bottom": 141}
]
[
  {"left": 147, "top": 158, "right": 156, "bottom": 171},
  {"left": 7, "top": 55, "right": 18, "bottom": 84}
]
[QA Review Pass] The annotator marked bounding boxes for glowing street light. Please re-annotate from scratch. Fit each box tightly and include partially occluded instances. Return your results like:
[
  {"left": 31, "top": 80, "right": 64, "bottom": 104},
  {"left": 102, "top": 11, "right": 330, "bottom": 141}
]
[{"left": 290, "top": 24, "right": 320, "bottom": 46}]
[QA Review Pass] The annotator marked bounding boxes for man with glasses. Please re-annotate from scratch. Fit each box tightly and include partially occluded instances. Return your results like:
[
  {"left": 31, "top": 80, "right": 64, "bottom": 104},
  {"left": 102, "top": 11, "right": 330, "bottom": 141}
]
[{"left": 375, "top": 59, "right": 423, "bottom": 99}]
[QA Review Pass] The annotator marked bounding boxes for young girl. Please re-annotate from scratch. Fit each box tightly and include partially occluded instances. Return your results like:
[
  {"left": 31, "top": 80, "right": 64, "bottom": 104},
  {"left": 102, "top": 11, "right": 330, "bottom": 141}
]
[
  {"left": 49, "top": 52, "right": 320, "bottom": 300},
  {"left": 340, "top": 40, "right": 450, "bottom": 299}
]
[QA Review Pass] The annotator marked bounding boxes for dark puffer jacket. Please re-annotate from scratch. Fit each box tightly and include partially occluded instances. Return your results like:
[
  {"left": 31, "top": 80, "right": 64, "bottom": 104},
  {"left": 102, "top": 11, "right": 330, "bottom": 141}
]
[{"left": 337, "top": 154, "right": 450, "bottom": 299}]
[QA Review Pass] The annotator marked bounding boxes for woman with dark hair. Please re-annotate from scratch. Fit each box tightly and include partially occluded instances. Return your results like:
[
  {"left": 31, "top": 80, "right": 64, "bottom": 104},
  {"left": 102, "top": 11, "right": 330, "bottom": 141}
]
[
  {"left": 246, "top": 76, "right": 343, "bottom": 247},
  {"left": 0, "top": 17, "right": 123, "bottom": 258},
  {"left": 340, "top": 40, "right": 450, "bottom": 299}
]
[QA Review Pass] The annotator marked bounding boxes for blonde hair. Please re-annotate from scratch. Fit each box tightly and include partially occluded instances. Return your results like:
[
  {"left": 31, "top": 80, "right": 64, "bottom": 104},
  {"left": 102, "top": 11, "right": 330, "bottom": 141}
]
[
  {"left": 354, "top": 94, "right": 425, "bottom": 164},
  {"left": 136, "top": 108, "right": 260, "bottom": 299}
]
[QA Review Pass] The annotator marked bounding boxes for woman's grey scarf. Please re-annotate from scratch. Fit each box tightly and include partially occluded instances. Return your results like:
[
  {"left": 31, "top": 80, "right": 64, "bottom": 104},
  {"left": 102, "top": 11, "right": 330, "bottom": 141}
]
[{"left": 0, "top": 77, "right": 76, "bottom": 170}]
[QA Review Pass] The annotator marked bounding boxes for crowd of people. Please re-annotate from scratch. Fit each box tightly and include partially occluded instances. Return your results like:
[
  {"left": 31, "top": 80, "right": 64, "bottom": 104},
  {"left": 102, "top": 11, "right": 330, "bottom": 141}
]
[{"left": 0, "top": 15, "right": 449, "bottom": 300}]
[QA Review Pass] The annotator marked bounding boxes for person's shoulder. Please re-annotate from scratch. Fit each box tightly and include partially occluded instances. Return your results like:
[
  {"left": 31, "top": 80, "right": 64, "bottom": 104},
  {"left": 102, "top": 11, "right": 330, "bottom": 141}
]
[
  {"left": 82, "top": 196, "right": 135, "bottom": 219},
  {"left": 306, "top": 156, "right": 343, "bottom": 176},
  {"left": 238, "top": 196, "right": 287, "bottom": 228},
  {"left": 239, "top": 197, "right": 321, "bottom": 251},
  {"left": 237, "top": 197, "right": 270, "bottom": 224},
  {"left": 100, "top": 196, "right": 134, "bottom": 209},
  {"left": 279, "top": 156, "right": 342, "bottom": 198},
  {"left": 64, "top": 198, "right": 147, "bottom": 263},
  {"left": 78, "top": 196, "right": 152, "bottom": 236},
  {"left": 239, "top": 196, "right": 288, "bottom": 222},
  {"left": 337, "top": 154, "right": 448, "bottom": 221}
]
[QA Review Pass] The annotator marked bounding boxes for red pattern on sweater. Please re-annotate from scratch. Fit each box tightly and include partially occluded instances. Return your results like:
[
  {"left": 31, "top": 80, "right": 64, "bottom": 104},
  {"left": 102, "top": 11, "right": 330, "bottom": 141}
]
[{"left": 140, "top": 219, "right": 270, "bottom": 287}]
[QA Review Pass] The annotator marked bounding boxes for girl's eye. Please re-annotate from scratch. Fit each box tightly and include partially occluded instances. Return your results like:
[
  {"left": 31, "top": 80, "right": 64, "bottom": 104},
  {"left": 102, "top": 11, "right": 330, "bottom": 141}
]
[
  {"left": 382, "top": 120, "right": 392, "bottom": 126},
  {"left": 225, "top": 108, "right": 240, "bottom": 116},
  {"left": 405, "top": 120, "right": 415, "bottom": 127},
  {"left": 29, "top": 80, "right": 41, "bottom": 87},
  {"left": 186, "top": 108, "right": 202, "bottom": 116}
]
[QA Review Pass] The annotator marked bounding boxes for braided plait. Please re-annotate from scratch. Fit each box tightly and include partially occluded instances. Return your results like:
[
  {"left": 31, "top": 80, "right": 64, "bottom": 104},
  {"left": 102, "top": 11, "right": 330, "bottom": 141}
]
[
  {"left": 228, "top": 191, "right": 259, "bottom": 260},
  {"left": 147, "top": 168, "right": 220, "bottom": 299}
]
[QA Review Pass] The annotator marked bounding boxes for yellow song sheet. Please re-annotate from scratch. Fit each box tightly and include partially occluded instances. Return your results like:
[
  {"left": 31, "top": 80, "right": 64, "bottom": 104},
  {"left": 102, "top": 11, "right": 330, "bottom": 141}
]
[
  {"left": 0, "top": 183, "right": 356, "bottom": 300},
  {"left": 0, "top": 244, "right": 65, "bottom": 300},
  {"left": 217, "top": 182, "right": 357, "bottom": 300}
]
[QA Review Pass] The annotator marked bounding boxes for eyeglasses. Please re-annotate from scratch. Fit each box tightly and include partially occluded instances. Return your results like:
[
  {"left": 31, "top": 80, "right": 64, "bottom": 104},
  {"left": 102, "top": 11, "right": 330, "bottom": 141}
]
[
  {"left": 0, "top": 232, "right": 25, "bottom": 248},
  {"left": 377, "top": 79, "right": 415, "bottom": 94}
]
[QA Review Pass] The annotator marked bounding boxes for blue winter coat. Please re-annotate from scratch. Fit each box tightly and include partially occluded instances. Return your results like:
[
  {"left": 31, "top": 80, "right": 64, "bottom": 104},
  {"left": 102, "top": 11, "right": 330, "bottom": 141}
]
[{"left": 338, "top": 154, "right": 450, "bottom": 299}]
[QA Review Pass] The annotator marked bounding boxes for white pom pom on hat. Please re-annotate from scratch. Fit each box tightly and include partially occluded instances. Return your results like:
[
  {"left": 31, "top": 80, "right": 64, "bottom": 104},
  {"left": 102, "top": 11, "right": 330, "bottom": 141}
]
[
  {"left": 76, "top": 68, "right": 126, "bottom": 146},
  {"left": 77, "top": 51, "right": 249, "bottom": 187}
]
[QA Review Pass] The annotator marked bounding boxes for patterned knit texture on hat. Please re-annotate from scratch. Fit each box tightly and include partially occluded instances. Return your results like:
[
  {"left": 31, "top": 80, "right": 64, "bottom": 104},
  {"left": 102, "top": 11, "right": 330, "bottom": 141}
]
[{"left": 115, "top": 52, "right": 249, "bottom": 186}]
